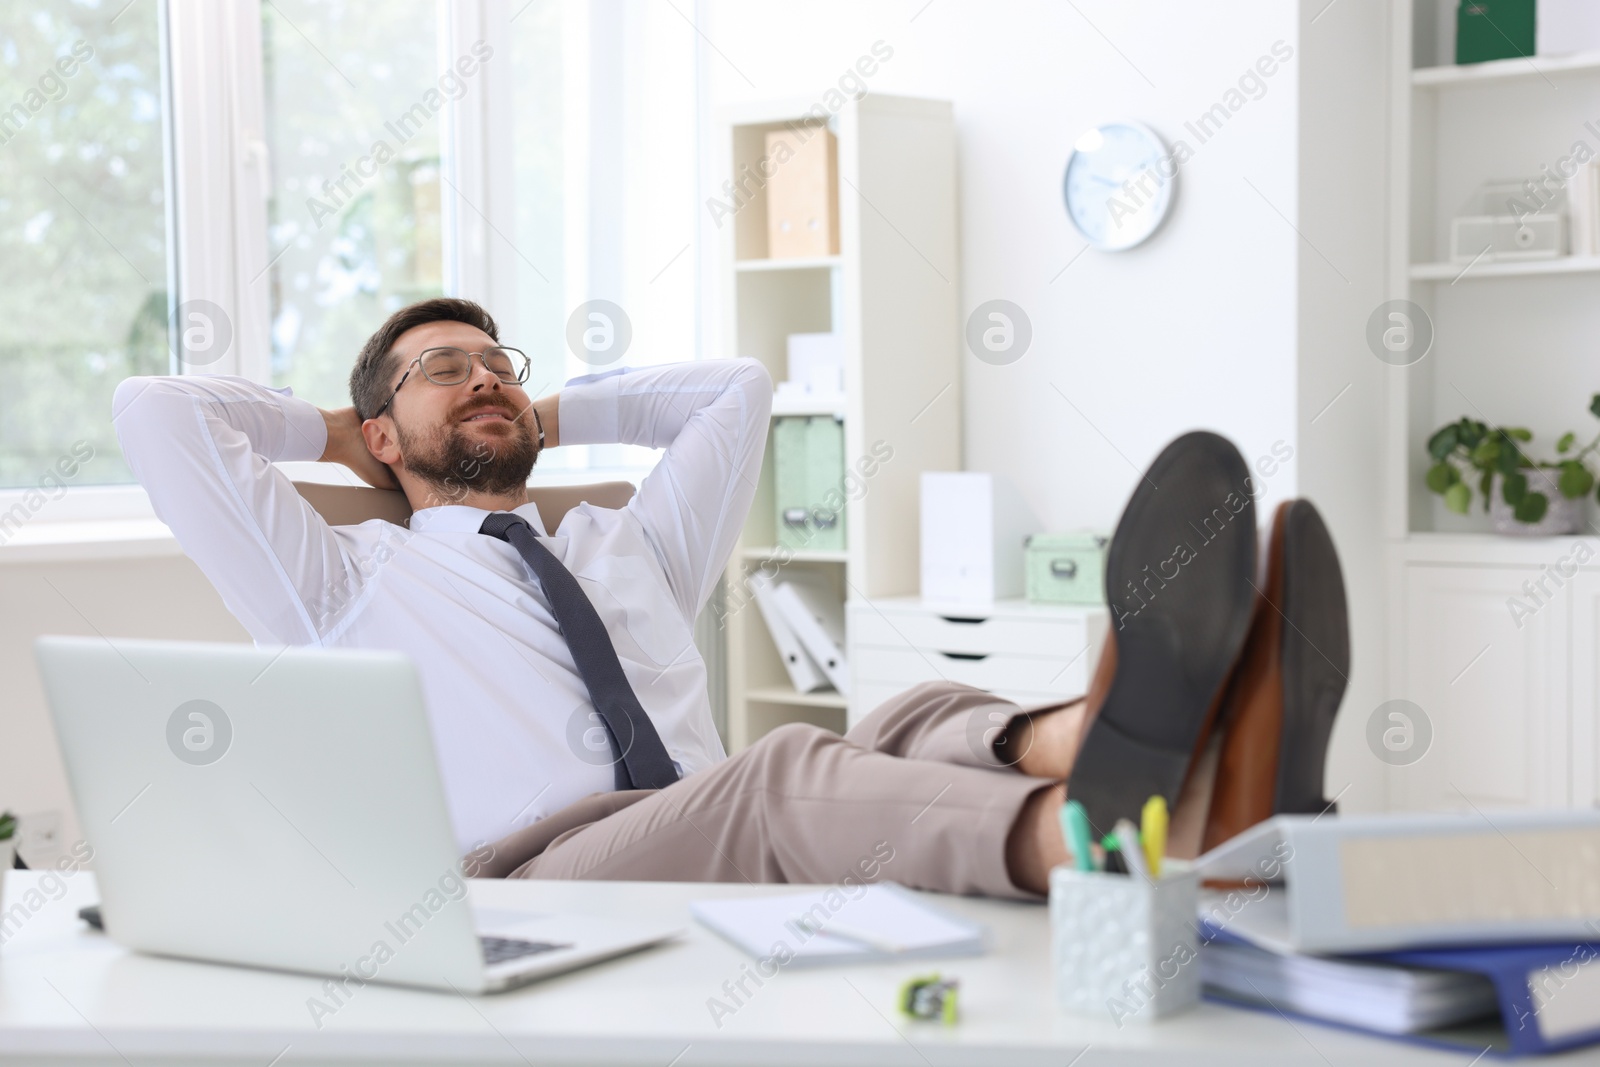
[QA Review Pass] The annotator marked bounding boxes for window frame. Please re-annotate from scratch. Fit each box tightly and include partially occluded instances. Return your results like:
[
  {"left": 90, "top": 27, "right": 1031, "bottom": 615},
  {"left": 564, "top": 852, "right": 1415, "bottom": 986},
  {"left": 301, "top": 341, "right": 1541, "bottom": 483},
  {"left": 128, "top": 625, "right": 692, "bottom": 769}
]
[{"left": 13, "top": 0, "right": 695, "bottom": 534}]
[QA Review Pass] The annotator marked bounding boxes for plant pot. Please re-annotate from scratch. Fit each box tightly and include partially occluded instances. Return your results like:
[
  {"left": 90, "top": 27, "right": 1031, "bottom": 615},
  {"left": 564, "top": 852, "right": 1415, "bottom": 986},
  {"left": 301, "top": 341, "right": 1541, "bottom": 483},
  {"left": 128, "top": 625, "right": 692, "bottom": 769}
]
[{"left": 1489, "top": 474, "right": 1585, "bottom": 536}]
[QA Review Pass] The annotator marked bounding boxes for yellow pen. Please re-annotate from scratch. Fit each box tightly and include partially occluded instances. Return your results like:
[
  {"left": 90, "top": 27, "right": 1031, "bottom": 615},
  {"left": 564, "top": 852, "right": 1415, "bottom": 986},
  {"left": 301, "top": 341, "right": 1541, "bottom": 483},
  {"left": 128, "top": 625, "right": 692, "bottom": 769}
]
[{"left": 1141, "top": 795, "right": 1168, "bottom": 878}]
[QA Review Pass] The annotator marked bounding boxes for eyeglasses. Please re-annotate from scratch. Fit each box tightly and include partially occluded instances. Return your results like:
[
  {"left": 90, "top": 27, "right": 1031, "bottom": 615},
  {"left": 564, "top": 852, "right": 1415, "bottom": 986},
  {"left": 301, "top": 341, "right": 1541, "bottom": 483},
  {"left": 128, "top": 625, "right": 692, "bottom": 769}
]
[{"left": 373, "top": 346, "right": 531, "bottom": 417}]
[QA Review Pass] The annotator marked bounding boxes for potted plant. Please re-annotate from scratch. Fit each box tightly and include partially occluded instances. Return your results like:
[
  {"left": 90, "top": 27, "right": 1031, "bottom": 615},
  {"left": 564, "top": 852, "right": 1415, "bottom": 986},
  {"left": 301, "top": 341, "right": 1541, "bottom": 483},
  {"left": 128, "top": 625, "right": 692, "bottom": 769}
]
[
  {"left": 0, "top": 811, "right": 15, "bottom": 874},
  {"left": 1424, "top": 395, "right": 1600, "bottom": 536}
]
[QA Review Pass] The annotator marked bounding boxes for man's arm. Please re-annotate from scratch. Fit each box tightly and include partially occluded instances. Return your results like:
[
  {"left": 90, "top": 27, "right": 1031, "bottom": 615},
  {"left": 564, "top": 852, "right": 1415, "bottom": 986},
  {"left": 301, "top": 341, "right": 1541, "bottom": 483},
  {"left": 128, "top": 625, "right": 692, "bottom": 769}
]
[
  {"left": 113, "top": 376, "right": 375, "bottom": 644},
  {"left": 557, "top": 359, "right": 772, "bottom": 620}
]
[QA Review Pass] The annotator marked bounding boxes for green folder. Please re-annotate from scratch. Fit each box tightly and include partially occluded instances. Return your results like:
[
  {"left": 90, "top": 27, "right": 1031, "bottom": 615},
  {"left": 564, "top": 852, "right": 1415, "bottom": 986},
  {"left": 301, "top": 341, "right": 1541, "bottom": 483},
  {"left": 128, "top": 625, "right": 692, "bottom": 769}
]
[
  {"left": 1456, "top": 0, "right": 1535, "bottom": 65},
  {"left": 774, "top": 415, "right": 846, "bottom": 553}
]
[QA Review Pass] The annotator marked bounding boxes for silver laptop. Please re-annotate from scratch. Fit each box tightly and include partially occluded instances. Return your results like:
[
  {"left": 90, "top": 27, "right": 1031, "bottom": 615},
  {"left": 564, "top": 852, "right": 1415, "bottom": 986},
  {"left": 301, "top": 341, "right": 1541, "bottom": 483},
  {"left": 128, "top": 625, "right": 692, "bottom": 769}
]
[{"left": 35, "top": 635, "right": 680, "bottom": 994}]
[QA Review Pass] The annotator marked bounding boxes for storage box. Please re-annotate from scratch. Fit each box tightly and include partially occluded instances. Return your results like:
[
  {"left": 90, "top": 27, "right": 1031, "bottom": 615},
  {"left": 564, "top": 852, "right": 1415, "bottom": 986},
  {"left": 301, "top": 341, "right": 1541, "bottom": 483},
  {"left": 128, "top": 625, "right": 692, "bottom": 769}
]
[
  {"left": 774, "top": 415, "right": 845, "bottom": 553},
  {"left": 765, "top": 126, "right": 839, "bottom": 259},
  {"left": 1457, "top": 0, "right": 1536, "bottom": 64},
  {"left": 1539, "top": 0, "right": 1600, "bottom": 55},
  {"left": 1025, "top": 532, "right": 1108, "bottom": 605},
  {"left": 920, "top": 472, "right": 1039, "bottom": 605},
  {"left": 785, "top": 332, "right": 844, "bottom": 395}
]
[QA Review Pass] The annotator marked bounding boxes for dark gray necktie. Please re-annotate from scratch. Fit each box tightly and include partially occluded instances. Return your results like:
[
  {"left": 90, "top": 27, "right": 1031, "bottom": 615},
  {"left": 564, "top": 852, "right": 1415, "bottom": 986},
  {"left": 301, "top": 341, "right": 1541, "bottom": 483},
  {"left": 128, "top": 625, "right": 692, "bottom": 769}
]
[{"left": 479, "top": 511, "right": 680, "bottom": 791}]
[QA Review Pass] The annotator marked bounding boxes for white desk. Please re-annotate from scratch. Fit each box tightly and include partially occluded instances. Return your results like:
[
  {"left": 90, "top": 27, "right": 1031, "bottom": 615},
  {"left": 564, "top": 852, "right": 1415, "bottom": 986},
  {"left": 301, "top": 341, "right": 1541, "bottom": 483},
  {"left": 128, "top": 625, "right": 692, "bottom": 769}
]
[{"left": 1, "top": 871, "right": 1590, "bottom": 1066}]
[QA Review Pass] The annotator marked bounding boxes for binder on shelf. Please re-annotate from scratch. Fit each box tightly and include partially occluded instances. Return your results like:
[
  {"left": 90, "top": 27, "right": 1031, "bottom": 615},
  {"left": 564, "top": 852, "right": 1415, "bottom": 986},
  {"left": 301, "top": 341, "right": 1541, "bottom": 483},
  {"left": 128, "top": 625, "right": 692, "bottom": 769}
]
[
  {"left": 1195, "top": 811, "right": 1600, "bottom": 955},
  {"left": 774, "top": 415, "right": 846, "bottom": 554},
  {"left": 750, "top": 572, "right": 828, "bottom": 694},
  {"left": 772, "top": 579, "right": 849, "bottom": 695}
]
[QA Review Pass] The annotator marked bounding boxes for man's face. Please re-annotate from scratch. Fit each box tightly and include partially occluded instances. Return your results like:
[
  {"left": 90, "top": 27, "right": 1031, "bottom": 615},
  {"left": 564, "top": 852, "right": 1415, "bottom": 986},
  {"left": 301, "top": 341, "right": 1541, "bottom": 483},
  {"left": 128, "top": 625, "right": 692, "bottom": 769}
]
[{"left": 375, "top": 320, "right": 539, "bottom": 501}]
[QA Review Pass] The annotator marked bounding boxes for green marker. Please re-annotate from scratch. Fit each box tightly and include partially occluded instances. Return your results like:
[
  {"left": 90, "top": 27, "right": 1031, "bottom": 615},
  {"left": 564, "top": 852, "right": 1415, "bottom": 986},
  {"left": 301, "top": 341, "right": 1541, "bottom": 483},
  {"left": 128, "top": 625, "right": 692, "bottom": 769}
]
[{"left": 1061, "top": 799, "right": 1094, "bottom": 872}]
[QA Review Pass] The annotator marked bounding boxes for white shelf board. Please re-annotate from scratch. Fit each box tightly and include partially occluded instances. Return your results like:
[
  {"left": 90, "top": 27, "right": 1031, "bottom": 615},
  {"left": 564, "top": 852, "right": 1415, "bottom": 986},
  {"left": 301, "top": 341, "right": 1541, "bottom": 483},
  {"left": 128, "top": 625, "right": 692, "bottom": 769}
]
[
  {"left": 1398, "top": 531, "right": 1599, "bottom": 566},
  {"left": 734, "top": 256, "right": 841, "bottom": 273},
  {"left": 1409, "top": 255, "right": 1600, "bottom": 281},
  {"left": 770, "top": 393, "right": 846, "bottom": 418},
  {"left": 740, "top": 546, "right": 849, "bottom": 564},
  {"left": 1413, "top": 50, "right": 1600, "bottom": 87},
  {"left": 745, "top": 686, "right": 848, "bottom": 709}
]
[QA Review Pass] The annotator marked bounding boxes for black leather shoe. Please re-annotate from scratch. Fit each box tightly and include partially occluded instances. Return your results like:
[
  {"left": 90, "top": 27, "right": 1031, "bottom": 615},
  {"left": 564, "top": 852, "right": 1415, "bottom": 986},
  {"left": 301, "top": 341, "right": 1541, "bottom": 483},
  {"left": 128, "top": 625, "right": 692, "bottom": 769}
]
[{"left": 1067, "top": 430, "right": 1260, "bottom": 834}]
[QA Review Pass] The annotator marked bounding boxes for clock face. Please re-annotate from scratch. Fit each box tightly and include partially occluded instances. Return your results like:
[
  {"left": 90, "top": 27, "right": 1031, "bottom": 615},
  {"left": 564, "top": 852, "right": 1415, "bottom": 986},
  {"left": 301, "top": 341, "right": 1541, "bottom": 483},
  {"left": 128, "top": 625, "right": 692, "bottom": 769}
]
[{"left": 1063, "top": 122, "right": 1174, "bottom": 251}]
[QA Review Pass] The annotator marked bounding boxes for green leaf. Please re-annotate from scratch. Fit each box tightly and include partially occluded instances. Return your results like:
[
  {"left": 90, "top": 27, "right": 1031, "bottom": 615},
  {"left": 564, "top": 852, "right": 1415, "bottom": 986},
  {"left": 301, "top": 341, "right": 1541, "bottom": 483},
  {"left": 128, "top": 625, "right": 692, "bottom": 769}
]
[
  {"left": 1458, "top": 419, "right": 1486, "bottom": 450},
  {"left": 1514, "top": 491, "right": 1549, "bottom": 524},
  {"left": 1590, "top": 394, "right": 1600, "bottom": 421},
  {"left": 1479, "top": 469, "right": 1493, "bottom": 512},
  {"left": 1502, "top": 470, "right": 1528, "bottom": 505},
  {"left": 1559, "top": 432, "right": 1576, "bottom": 453},
  {"left": 1495, "top": 437, "right": 1522, "bottom": 474},
  {"left": 1507, "top": 427, "right": 1533, "bottom": 442},
  {"left": 1471, "top": 439, "right": 1500, "bottom": 468},
  {"left": 1427, "top": 425, "right": 1459, "bottom": 461},
  {"left": 1559, "top": 461, "right": 1595, "bottom": 499},
  {"left": 1426, "top": 462, "right": 1460, "bottom": 494},
  {"left": 1444, "top": 482, "right": 1472, "bottom": 514}
]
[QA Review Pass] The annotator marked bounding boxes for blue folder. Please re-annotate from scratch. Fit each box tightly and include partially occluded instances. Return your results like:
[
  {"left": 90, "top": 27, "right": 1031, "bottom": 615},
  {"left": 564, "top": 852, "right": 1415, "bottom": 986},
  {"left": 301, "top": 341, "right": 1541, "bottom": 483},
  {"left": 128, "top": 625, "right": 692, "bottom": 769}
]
[{"left": 1200, "top": 920, "right": 1600, "bottom": 1057}]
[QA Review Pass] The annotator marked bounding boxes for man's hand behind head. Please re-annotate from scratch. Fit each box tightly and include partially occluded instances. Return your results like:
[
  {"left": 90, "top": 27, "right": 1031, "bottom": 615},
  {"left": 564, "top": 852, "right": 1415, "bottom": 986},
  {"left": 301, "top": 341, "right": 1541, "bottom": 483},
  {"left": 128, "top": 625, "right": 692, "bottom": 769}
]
[{"left": 320, "top": 406, "right": 400, "bottom": 491}]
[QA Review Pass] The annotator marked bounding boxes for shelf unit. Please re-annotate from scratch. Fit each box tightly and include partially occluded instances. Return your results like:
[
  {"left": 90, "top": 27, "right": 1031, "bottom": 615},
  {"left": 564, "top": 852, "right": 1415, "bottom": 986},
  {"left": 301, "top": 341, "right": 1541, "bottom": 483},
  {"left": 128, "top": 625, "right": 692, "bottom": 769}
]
[
  {"left": 714, "top": 94, "right": 959, "bottom": 751},
  {"left": 1382, "top": 1, "right": 1600, "bottom": 814}
]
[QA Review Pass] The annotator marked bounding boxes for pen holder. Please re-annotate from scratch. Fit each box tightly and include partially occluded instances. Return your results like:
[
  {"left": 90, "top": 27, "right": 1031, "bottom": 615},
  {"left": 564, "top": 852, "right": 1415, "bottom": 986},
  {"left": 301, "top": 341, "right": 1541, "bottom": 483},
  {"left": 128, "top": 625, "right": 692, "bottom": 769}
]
[{"left": 1049, "top": 864, "right": 1201, "bottom": 1025}]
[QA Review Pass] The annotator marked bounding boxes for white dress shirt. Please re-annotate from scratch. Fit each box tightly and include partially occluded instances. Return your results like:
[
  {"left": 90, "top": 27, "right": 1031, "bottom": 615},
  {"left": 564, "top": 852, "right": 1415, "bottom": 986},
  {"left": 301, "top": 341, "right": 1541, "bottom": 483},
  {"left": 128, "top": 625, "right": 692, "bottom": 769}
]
[{"left": 113, "top": 359, "right": 772, "bottom": 854}]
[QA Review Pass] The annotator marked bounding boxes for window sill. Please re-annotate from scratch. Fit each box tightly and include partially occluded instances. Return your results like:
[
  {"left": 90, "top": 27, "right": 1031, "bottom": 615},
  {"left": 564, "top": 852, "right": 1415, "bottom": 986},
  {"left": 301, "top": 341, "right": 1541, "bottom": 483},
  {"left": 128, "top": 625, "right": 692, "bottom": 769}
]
[
  {"left": 0, "top": 464, "right": 654, "bottom": 564},
  {"left": 0, "top": 519, "right": 180, "bottom": 564}
]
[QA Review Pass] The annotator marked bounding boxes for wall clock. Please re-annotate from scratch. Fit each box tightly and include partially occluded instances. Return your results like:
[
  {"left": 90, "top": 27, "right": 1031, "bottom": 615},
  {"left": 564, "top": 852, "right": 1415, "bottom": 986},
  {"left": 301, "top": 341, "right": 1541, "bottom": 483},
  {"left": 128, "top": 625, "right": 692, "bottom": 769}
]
[{"left": 1063, "top": 122, "right": 1175, "bottom": 251}]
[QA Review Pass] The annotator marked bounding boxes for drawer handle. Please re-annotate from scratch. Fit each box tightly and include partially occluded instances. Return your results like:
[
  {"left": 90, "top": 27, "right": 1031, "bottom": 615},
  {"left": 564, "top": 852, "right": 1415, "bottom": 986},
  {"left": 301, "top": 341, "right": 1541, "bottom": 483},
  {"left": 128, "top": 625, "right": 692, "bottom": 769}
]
[
  {"left": 938, "top": 615, "right": 989, "bottom": 625},
  {"left": 1049, "top": 559, "right": 1079, "bottom": 579},
  {"left": 939, "top": 651, "right": 989, "bottom": 661}
]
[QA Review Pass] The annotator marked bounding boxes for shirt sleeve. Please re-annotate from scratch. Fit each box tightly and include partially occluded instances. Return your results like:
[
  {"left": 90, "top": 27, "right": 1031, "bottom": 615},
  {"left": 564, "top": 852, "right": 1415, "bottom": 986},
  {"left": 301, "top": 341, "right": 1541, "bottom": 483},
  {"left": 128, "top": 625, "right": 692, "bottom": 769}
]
[
  {"left": 112, "top": 375, "right": 364, "bottom": 645},
  {"left": 557, "top": 359, "right": 772, "bottom": 621}
]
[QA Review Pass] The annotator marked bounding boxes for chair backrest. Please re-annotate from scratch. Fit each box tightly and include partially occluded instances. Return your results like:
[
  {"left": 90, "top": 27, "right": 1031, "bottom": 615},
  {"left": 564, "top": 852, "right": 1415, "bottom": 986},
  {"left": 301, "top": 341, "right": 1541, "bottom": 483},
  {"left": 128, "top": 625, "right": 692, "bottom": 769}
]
[{"left": 291, "top": 480, "right": 636, "bottom": 530}]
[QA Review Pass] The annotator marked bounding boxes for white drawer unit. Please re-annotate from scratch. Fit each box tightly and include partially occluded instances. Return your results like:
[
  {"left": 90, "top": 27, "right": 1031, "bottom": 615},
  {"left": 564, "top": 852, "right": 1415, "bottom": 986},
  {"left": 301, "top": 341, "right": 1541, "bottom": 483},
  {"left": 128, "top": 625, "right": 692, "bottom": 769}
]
[{"left": 846, "top": 597, "right": 1108, "bottom": 727}]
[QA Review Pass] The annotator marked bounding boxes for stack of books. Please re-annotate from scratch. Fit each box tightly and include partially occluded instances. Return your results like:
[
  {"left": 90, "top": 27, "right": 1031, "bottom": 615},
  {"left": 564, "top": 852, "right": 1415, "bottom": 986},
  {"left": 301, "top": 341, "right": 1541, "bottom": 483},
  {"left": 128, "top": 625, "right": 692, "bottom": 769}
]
[{"left": 1194, "top": 811, "right": 1600, "bottom": 1057}]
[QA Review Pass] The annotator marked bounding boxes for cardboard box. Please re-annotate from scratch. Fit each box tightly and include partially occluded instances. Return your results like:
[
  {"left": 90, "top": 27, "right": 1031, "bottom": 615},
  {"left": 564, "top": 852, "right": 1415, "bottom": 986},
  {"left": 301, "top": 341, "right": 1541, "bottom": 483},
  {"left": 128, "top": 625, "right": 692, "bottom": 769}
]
[{"left": 765, "top": 126, "right": 839, "bottom": 259}]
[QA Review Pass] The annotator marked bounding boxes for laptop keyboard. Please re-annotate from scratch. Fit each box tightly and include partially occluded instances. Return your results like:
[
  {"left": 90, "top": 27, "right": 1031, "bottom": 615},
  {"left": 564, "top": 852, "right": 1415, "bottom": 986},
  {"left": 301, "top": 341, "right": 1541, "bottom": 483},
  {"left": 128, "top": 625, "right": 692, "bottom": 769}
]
[{"left": 479, "top": 935, "right": 571, "bottom": 966}]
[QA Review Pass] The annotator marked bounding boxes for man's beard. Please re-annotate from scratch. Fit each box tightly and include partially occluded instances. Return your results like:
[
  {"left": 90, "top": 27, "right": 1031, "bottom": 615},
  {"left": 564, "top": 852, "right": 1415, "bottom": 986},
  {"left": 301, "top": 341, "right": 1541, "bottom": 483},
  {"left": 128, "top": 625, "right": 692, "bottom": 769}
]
[{"left": 395, "top": 398, "right": 538, "bottom": 505}]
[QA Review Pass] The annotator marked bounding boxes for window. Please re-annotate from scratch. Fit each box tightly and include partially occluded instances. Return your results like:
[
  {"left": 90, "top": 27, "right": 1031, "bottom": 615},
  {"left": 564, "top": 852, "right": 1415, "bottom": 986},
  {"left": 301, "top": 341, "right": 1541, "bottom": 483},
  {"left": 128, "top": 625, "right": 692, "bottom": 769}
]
[
  {"left": 3, "top": 0, "right": 704, "bottom": 520},
  {"left": 262, "top": 0, "right": 446, "bottom": 410},
  {"left": 0, "top": 0, "right": 172, "bottom": 487}
]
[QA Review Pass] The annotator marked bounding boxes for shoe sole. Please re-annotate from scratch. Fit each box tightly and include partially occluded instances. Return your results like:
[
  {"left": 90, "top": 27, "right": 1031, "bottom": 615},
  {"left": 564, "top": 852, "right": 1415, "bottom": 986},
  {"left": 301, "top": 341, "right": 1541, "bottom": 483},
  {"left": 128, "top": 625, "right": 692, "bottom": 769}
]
[
  {"left": 1274, "top": 500, "right": 1350, "bottom": 815},
  {"left": 1070, "top": 431, "right": 1259, "bottom": 833}
]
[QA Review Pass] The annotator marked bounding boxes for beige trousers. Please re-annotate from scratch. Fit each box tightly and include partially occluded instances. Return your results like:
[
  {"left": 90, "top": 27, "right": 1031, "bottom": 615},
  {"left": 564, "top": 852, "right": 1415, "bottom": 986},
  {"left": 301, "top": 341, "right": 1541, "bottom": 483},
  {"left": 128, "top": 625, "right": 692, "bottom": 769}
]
[{"left": 474, "top": 682, "right": 1072, "bottom": 900}]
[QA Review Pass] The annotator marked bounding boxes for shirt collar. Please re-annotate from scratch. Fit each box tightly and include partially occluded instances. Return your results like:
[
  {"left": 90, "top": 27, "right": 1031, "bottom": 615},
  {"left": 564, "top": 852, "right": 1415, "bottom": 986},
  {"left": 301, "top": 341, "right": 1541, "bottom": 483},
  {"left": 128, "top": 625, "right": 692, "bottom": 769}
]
[{"left": 408, "top": 501, "right": 548, "bottom": 536}]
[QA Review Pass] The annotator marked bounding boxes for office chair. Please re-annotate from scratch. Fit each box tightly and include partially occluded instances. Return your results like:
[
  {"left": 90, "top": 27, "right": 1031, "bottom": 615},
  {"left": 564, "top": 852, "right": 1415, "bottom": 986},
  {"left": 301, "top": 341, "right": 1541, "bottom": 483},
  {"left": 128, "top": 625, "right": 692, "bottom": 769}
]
[{"left": 291, "top": 480, "right": 636, "bottom": 529}]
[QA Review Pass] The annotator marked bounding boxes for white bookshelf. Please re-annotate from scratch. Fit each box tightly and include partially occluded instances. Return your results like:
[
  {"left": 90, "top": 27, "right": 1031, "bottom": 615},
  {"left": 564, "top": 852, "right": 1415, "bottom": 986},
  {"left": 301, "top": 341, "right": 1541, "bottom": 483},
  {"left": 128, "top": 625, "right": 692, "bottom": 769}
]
[
  {"left": 714, "top": 94, "right": 959, "bottom": 750},
  {"left": 1382, "top": 2, "right": 1600, "bottom": 813}
]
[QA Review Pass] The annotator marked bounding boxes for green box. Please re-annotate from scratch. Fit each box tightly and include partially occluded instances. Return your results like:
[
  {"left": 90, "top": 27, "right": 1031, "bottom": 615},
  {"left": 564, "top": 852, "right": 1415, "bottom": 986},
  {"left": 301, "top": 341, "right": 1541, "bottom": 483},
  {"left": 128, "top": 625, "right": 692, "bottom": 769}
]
[
  {"left": 1456, "top": 0, "right": 1535, "bottom": 65},
  {"left": 1025, "top": 532, "right": 1108, "bottom": 605},
  {"left": 774, "top": 415, "right": 846, "bottom": 553}
]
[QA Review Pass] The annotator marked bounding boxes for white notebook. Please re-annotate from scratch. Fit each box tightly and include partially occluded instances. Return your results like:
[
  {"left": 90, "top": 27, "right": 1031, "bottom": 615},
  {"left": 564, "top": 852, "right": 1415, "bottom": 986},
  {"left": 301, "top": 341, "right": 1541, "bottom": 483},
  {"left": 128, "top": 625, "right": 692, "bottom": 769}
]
[{"left": 691, "top": 884, "right": 986, "bottom": 966}]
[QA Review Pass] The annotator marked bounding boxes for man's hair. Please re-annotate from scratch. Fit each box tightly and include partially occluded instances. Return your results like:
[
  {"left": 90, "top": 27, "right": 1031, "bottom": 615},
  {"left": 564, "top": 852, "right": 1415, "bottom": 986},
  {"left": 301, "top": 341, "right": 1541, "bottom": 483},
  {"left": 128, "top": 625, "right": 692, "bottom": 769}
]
[{"left": 349, "top": 297, "right": 500, "bottom": 420}]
